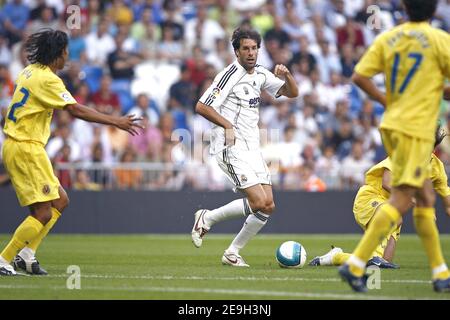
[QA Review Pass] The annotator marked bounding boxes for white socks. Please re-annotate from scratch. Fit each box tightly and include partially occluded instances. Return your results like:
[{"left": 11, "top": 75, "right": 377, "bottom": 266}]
[
  {"left": 227, "top": 211, "right": 270, "bottom": 254},
  {"left": 18, "top": 247, "right": 35, "bottom": 261},
  {"left": 205, "top": 198, "right": 251, "bottom": 227}
]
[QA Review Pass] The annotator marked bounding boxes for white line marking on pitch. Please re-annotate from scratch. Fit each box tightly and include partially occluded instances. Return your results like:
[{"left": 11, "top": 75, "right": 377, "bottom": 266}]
[
  {"left": 0, "top": 284, "right": 413, "bottom": 300},
  {"left": 45, "top": 274, "right": 432, "bottom": 284}
]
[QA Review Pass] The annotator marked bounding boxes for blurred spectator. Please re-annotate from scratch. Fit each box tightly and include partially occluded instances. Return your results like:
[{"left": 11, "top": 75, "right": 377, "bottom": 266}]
[
  {"left": 300, "top": 163, "right": 327, "bottom": 192},
  {"left": 107, "top": 0, "right": 134, "bottom": 26},
  {"left": 168, "top": 63, "right": 195, "bottom": 111},
  {"left": 47, "top": 124, "right": 82, "bottom": 162},
  {"left": 30, "top": 0, "right": 58, "bottom": 21},
  {"left": 85, "top": 17, "right": 116, "bottom": 65},
  {"left": 108, "top": 32, "right": 142, "bottom": 80},
  {"left": 130, "top": 114, "right": 163, "bottom": 160},
  {"left": 340, "top": 140, "right": 373, "bottom": 189},
  {"left": 53, "top": 143, "right": 73, "bottom": 189},
  {"left": 73, "top": 170, "right": 102, "bottom": 191},
  {"left": 0, "top": 64, "right": 14, "bottom": 110},
  {"left": 26, "top": 5, "right": 60, "bottom": 34},
  {"left": 106, "top": 110, "right": 130, "bottom": 160},
  {"left": 277, "top": 125, "right": 303, "bottom": 189},
  {"left": 316, "top": 145, "right": 341, "bottom": 189},
  {"left": 157, "top": 26, "right": 184, "bottom": 64},
  {"left": 0, "top": 34, "right": 11, "bottom": 65},
  {"left": 60, "top": 61, "right": 84, "bottom": 95},
  {"left": 114, "top": 147, "right": 142, "bottom": 189},
  {"left": 127, "top": 93, "right": 160, "bottom": 126},
  {"left": 91, "top": 75, "right": 121, "bottom": 114},
  {"left": 264, "top": 15, "right": 290, "bottom": 49},
  {"left": 68, "top": 28, "right": 87, "bottom": 63},
  {"left": 0, "top": 0, "right": 30, "bottom": 46},
  {"left": 160, "top": 5, "right": 184, "bottom": 41},
  {"left": 184, "top": 3, "right": 226, "bottom": 54}
]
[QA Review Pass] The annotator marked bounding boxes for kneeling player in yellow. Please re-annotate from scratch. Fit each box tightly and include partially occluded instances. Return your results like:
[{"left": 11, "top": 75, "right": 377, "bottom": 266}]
[
  {"left": 340, "top": 0, "right": 450, "bottom": 293},
  {"left": 0, "top": 29, "right": 143, "bottom": 276},
  {"left": 309, "top": 127, "right": 450, "bottom": 268}
]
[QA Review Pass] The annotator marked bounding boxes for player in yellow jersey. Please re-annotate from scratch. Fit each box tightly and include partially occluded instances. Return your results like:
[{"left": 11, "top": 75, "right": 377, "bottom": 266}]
[
  {"left": 0, "top": 29, "right": 143, "bottom": 276},
  {"left": 339, "top": 0, "right": 450, "bottom": 293},
  {"left": 310, "top": 126, "right": 450, "bottom": 268}
]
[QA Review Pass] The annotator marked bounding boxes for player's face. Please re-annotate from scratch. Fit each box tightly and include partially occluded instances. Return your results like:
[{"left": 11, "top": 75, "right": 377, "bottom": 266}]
[
  {"left": 56, "top": 46, "right": 69, "bottom": 70},
  {"left": 236, "top": 38, "right": 258, "bottom": 71}
]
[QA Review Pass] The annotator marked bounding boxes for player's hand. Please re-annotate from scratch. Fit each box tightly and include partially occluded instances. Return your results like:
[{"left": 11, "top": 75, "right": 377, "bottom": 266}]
[
  {"left": 115, "top": 114, "right": 145, "bottom": 136},
  {"left": 274, "top": 64, "right": 290, "bottom": 77},
  {"left": 224, "top": 126, "right": 235, "bottom": 147}
]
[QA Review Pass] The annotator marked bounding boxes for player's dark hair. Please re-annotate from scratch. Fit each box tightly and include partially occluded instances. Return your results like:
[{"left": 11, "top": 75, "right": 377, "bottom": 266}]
[
  {"left": 231, "top": 27, "right": 261, "bottom": 51},
  {"left": 402, "top": 0, "right": 438, "bottom": 22},
  {"left": 25, "top": 29, "right": 68, "bottom": 65},
  {"left": 434, "top": 124, "right": 447, "bottom": 148}
]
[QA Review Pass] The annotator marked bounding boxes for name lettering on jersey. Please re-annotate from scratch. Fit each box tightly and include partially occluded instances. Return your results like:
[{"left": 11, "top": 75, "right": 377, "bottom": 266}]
[
  {"left": 388, "top": 31, "right": 430, "bottom": 48},
  {"left": 249, "top": 97, "right": 260, "bottom": 108}
]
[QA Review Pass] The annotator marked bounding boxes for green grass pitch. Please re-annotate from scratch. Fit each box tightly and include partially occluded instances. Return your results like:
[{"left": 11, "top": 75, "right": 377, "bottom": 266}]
[{"left": 0, "top": 234, "right": 449, "bottom": 300}]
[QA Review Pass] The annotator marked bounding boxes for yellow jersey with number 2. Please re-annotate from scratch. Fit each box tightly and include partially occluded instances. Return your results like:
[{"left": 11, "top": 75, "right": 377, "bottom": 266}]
[
  {"left": 355, "top": 22, "right": 450, "bottom": 142},
  {"left": 3, "top": 63, "right": 76, "bottom": 146}
]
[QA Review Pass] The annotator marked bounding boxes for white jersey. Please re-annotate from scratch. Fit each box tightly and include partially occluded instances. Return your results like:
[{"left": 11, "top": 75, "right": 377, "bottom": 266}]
[{"left": 199, "top": 61, "right": 285, "bottom": 154}]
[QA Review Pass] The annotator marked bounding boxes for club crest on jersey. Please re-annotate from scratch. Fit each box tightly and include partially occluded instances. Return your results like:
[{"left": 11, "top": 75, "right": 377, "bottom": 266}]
[
  {"left": 212, "top": 87, "right": 221, "bottom": 97},
  {"left": 243, "top": 86, "right": 249, "bottom": 95},
  {"left": 42, "top": 184, "right": 51, "bottom": 195},
  {"left": 241, "top": 175, "right": 248, "bottom": 183}
]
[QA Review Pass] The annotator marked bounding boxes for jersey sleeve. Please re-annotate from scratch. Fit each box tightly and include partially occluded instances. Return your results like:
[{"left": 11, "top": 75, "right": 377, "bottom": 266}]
[
  {"left": 436, "top": 32, "right": 450, "bottom": 79},
  {"left": 431, "top": 156, "right": 450, "bottom": 197},
  {"left": 260, "top": 67, "right": 285, "bottom": 98},
  {"left": 354, "top": 35, "right": 385, "bottom": 77},
  {"left": 199, "top": 66, "right": 236, "bottom": 108},
  {"left": 39, "top": 76, "right": 77, "bottom": 110}
]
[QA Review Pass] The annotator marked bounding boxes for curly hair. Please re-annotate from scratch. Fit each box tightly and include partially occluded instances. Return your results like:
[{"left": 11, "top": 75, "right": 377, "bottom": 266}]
[
  {"left": 402, "top": 0, "right": 438, "bottom": 22},
  {"left": 231, "top": 27, "right": 261, "bottom": 51},
  {"left": 25, "top": 29, "right": 68, "bottom": 66}
]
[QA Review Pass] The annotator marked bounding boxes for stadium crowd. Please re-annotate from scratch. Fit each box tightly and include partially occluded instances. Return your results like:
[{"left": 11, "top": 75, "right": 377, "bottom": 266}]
[{"left": 0, "top": 0, "right": 449, "bottom": 191}]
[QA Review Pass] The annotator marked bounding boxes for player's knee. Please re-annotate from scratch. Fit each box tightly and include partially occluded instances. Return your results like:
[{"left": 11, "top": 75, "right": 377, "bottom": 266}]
[
  {"left": 248, "top": 197, "right": 266, "bottom": 213},
  {"left": 33, "top": 210, "right": 52, "bottom": 225},
  {"left": 264, "top": 201, "right": 275, "bottom": 214},
  {"left": 52, "top": 189, "right": 70, "bottom": 212}
]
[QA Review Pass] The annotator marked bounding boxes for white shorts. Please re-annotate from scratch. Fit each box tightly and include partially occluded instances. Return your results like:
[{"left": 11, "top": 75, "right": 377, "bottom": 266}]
[{"left": 216, "top": 146, "right": 271, "bottom": 190}]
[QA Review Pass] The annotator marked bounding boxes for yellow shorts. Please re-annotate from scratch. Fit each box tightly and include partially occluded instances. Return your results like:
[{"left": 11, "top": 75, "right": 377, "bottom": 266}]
[
  {"left": 380, "top": 128, "right": 433, "bottom": 188},
  {"left": 353, "top": 187, "right": 401, "bottom": 257},
  {"left": 353, "top": 186, "right": 387, "bottom": 230},
  {"left": 2, "top": 138, "right": 60, "bottom": 207}
]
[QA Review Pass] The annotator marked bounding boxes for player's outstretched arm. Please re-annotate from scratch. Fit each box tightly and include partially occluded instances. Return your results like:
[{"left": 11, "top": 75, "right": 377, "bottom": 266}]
[
  {"left": 274, "top": 64, "right": 298, "bottom": 98},
  {"left": 66, "top": 103, "right": 144, "bottom": 136},
  {"left": 195, "top": 102, "right": 235, "bottom": 146},
  {"left": 352, "top": 72, "right": 386, "bottom": 108}
]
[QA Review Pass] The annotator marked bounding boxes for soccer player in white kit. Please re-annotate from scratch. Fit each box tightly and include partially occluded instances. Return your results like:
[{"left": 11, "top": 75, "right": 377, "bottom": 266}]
[{"left": 191, "top": 27, "right": 299, "bottom": 267}]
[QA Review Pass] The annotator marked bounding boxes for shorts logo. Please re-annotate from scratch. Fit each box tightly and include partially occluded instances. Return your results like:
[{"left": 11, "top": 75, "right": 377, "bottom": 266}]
[
  {"left": 241, "top": 175, "right": 248, "bottom": 183},
  {"left": 42, "top": 184, "right": 51, "bottom": 195},
  {"left": 414, "top": 167, "right": 422, "bottom": 178},
  {"left": 371, "top": 201, "right": 379, "bottom": 208}
]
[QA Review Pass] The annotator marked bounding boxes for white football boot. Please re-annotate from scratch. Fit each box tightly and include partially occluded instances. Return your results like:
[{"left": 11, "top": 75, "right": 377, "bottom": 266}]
[
  {"left": 191, "top": 209, "right": 211, "bottom": 248},
  {"left": 308, "top": 246, "right": 343, "bottom": 266},
  {"left": 0, "top": 263, "right": 17, "bottom": 276},
  {"left": 221, "top": 250, "right": 250, "bottom": 267}
]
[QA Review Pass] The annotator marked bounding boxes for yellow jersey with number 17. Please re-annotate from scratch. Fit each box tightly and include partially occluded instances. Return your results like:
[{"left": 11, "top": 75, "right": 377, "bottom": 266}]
[
  {"left": 354, "top": 22, "right": 450, "bottom": 142},
  {"left": 3, "top": 63, "right": 76, "bottom": 145}
]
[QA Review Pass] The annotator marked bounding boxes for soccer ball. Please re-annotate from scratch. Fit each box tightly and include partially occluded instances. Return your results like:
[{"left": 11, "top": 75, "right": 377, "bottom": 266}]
[{"left": 276, "top": 241, "right": 307, "bottom": 268}]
